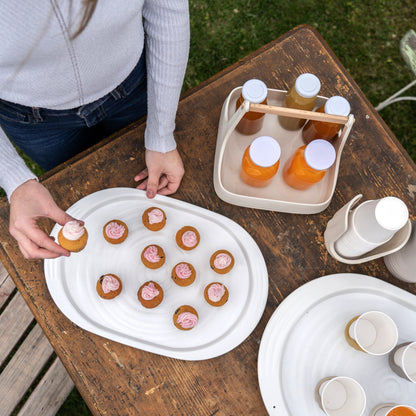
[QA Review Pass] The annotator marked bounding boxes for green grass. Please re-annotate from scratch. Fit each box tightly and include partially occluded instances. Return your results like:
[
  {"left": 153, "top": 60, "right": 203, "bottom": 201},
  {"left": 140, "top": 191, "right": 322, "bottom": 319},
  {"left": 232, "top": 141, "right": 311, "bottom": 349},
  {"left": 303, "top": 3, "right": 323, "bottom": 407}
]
[{"left": 2, "top": 1, "right": 414, "bottom": 414}]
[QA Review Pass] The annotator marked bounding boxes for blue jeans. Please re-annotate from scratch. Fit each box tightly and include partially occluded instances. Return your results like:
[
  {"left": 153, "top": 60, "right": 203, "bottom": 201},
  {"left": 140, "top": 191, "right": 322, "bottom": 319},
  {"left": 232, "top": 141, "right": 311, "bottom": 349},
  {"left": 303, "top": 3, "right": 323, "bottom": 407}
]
[{"left": 0, "top": 53, "right": 147, "bottom": 170}]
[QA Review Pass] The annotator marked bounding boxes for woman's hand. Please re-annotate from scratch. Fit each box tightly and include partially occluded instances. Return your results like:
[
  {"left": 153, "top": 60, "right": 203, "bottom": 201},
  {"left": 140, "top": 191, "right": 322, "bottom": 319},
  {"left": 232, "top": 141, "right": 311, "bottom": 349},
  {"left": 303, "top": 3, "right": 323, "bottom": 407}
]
[
  {"left": 9, "top": 180, "right": 74, "bottom": 259},
  {"left": 135, "top": 149, "right": 185, "bottom": 198}
]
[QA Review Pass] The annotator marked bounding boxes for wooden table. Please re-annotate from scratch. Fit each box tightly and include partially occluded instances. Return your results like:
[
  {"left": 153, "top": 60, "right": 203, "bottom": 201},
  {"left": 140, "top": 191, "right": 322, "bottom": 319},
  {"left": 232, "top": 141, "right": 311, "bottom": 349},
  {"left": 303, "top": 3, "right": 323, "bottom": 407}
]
[{"left": 1, "top": 25, "right": 415, "bottom": 416}]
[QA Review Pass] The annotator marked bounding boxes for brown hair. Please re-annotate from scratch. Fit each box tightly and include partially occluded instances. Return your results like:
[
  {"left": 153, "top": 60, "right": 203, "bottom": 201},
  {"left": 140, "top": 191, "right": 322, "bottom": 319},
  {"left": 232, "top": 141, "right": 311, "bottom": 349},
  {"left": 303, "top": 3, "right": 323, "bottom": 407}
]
[{"left": 71, "top": 0, "right": 98, "bottom": 39}]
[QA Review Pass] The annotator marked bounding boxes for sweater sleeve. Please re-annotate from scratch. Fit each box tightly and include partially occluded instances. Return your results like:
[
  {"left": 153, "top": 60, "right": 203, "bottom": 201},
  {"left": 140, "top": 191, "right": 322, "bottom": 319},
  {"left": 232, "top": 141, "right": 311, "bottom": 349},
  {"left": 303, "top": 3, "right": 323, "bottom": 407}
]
[
  {"left": 142, "top": 0, "right": 190, "bottom": 153},
  {"left": 0, "top": 127, "right": 37, "bottom": 200}
]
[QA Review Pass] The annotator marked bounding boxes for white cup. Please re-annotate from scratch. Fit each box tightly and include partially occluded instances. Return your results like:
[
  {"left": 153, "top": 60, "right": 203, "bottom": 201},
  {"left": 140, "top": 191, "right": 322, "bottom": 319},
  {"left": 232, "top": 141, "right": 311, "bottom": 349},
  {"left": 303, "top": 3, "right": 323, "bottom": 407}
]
[
  {"left": 392, "top": 342, "right": 416, "bottom": 383},
  {"left": 384, "top": 220, "right": 416, "bottom": 283},
  {"left": 346, "top": 311, "right": 398, "bottom": 355},
  {"left": 371, "top": 404, "right": 416, "bottom": 416},
  {"left": 335, "top": 197, "right": 409, "bottom": 258},
  {"left": 317, "top": 376, "right": 366, "bottom": 416}
]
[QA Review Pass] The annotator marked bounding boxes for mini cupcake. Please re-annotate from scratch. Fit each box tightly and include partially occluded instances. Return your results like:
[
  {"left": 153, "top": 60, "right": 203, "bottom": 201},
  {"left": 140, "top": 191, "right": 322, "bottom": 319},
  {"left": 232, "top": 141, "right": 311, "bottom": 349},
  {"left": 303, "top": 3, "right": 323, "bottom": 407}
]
[
  {"left": 142, "top": 207, "right": 166, "bottom": 231},
  {"left": 96, "top": 273, "right": 122, "bottom": 299},
  {"left": 176, "top": 226, "right": 200, "bottom": 251},
  {"left": 210, "top": 250, "right": 234, "bottom": 274},
  {"left": 173, "top": 305, "right": 198, "bottom": 331},
  {"left": 137, "top": 281, "right": 164, "bottom": 308},
  {"left": 58, "top": 220, "right": 88, "bottom": 252},
  {"left": 171, "top": 262, "right": 196, "bottom": 287},
  {"left": 204, "top": 282, "right": 229, "bottom": 307},
  {"left": 141, "top": 244, "right": 166, "bottom": 269},
  {"left": 103, "top": 219, "right": 128, "bottom": 244}
]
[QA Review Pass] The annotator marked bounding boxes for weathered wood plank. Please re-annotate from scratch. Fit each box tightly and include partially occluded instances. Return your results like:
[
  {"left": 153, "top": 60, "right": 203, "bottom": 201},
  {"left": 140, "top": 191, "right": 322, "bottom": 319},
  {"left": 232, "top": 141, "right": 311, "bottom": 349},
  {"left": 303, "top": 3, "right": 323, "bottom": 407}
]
[
  {"left": 0, "top": 324, "right": 54, "bottom": 416},
  {"left": 0, "top": 261, "right": 15, "bottom": 309},
  {"left": 17, "top": 358, "right": 74, "bottom": 416},
  {"left": 0, "top": 292, "right": 34, "bottom": 367}
]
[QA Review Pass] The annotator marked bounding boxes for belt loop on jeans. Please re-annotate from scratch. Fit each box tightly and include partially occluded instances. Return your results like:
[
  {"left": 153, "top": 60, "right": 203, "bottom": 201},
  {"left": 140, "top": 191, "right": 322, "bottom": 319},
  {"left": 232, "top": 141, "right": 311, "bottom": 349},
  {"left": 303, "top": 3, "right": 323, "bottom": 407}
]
[{"left": 31, "top": 107, "right": 43, "bottom": 122}]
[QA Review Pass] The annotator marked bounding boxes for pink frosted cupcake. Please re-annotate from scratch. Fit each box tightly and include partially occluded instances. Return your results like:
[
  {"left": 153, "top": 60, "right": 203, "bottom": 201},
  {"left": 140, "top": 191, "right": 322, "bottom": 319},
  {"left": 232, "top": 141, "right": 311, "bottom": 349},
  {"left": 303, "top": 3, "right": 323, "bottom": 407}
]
[
  {"left": 204, "top": 282, "right": 229, "bottom": 307},
  {"left": 96, "top": 273, "right": 122, "bottom": 299},
  {"left": 103, "top": 220, "right": 128, "bottom": 244},
  {"left": 176, "top": 226, "right": 200, "bottom": 251},
  {"left": 142, "top": 207, "right": 166, "bottom": 231},
  {"left": 138, "top": 281, "right": 164, "bottom": 308},
  {"left": 173, "top": 305, "right": 199, "bottom": 331},
  {"left": 210, "top": 250, "right": 234, "bottom": 274},
  {"left": 58, "top": 220, "right": 88, "bottom": 252},
  {"left": 171, "top": 262, "right": 196, "bottom": 287},
  {"left": 141, "top": 244, "right": 166, "bottom": 269}
]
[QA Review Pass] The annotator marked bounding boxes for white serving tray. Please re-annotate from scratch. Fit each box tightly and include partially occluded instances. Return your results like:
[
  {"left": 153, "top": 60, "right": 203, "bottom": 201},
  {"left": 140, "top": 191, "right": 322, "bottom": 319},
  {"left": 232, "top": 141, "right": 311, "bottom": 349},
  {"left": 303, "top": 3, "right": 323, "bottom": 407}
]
[
  {"left": 44, "top": 188, "right": 268, "bottom": 361},
  {"left": 213, "top": 87, "right": 355, "bottom": 214},
  {"left": 258, "top": 273, "right": 416, "bottom": 415}
]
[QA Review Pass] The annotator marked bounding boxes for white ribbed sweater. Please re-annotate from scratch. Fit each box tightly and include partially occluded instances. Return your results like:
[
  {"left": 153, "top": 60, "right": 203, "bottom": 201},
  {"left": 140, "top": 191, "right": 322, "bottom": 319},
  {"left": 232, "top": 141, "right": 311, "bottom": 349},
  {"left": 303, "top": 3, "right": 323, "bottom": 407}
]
[{"left": 0, "top": 0, "right": 189, "bottom": 199}]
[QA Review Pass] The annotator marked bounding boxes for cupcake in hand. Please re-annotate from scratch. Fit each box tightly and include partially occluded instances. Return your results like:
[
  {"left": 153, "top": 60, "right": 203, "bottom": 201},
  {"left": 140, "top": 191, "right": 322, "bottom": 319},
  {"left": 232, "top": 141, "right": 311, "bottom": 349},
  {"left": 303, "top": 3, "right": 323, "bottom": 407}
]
[{"left": 58, "top": 220, "right": 88, "bottom": 252}]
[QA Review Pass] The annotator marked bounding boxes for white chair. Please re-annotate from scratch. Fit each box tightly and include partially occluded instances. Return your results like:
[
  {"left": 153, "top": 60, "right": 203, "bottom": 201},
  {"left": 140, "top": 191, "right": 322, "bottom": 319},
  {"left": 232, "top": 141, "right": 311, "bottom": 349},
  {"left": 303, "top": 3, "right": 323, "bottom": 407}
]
[{"left": 375, "top": 29, "right": 416, "bottom": 111}]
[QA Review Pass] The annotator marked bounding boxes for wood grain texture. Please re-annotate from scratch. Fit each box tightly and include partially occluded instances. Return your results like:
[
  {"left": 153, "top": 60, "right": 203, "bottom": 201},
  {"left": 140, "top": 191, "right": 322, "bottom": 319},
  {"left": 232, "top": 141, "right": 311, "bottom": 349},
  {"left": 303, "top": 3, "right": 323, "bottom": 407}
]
[{"left": 0, "top": 25, "right": 415, "bottom": 416}]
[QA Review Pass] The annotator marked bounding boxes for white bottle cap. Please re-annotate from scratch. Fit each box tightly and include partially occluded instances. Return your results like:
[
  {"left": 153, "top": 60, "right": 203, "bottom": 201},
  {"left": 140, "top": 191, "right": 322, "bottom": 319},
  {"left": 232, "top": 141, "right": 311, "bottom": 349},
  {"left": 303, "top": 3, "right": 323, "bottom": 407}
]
[
  {"left": 241, "top": 79, "right": 268, "bottom": 103},
  {"left": 295, "top": 73, "right": 321, "bottom": 98},
  {"left": 375, "top": 197, "right": 409, "bottom": 231},
  {"left": 324, "top": 96, "right": 351, "bottom": 116},
  {"left": 304, "top": 139, "right": 336, "bottom": 170},
  {"left": 249, "top": 136, "right": 281, "bottom": 167}
]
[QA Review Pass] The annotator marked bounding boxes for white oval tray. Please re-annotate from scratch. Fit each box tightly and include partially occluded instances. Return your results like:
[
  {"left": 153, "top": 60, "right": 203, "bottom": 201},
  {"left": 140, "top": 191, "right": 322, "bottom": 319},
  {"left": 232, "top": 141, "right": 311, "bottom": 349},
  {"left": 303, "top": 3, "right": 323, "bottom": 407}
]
[
  {"left": 213, "top": 87, "right": 355, "bottom": 214},
  {"left": 258, "top": 273, "right": 416, "bottom": 415},
  {"left": 44, "top": 188, "right": 268, "bottom": 361}
]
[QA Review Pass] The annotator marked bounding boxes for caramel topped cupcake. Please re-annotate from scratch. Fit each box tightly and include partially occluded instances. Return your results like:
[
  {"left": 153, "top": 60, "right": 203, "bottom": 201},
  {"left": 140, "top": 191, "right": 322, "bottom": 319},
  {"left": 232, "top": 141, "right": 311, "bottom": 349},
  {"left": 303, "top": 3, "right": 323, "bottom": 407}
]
[
  {"left": 142, "top": 207, "right": 166, "bottom": 231},
  {"left": 58, "top": 220, "right": 88, "bottom": 252},
  {"left": 176, "top": 226, "right": 200, "bottom": 251},
  {"left": 103, "top": 219, "right": 128, "bottom": 244},
  {"left": 204, "top": 282, "right": 229, "bottom": 307},
  {"left": 171, "top": 262, "right": 196, "bottom": 287},
  {"left": 173, "top": 305, "right": 198, "bottom": 331},
  {"left": 96, "top": 273, "right": 122, "bottom": 299},
  {"left": 138, "top": 281, "right": 164, "bottom": 308},
  {"left": 141, "top": 244, "right": 166, "bottom": 269},
  {"left": 210, "top": 250, "right": 234, "bottom": 274}
]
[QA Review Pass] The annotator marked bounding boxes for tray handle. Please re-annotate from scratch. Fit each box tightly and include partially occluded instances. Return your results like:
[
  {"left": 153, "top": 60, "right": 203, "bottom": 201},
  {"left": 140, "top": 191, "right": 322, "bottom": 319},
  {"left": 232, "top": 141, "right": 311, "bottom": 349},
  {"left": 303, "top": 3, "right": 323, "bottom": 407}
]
[{"left": 249, "top": 102, "right": 349, "bottom": 124}]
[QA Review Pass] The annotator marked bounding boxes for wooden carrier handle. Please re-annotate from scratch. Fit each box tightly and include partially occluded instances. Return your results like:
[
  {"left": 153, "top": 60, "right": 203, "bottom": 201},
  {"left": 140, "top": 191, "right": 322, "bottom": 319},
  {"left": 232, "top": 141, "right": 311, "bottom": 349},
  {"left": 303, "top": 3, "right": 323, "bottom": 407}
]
[{"left": 249, "top": 102, "right": 349, "bottom": 124}]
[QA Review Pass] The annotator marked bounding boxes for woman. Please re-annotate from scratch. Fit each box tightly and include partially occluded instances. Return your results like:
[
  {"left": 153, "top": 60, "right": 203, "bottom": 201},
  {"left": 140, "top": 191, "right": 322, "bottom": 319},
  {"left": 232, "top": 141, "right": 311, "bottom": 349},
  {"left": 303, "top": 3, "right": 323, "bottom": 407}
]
[{"left": 0, "top": 0, "right": 190, "bottom": 259}]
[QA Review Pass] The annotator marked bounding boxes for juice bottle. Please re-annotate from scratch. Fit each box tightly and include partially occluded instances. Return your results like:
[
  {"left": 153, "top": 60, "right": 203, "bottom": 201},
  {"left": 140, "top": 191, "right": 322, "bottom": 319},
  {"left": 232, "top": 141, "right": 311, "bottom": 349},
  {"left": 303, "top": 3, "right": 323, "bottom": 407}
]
[
  {"left": 279, "top": 73, "right": 321, "bottom": 130},
  {"left": 236, "top": 79, "right": 268, "bottom": 135},
  {"left": 387, "top": 406, "right": 416, "bottom": 416},
  {"left": 302, "top": 96, "right": 350, "bottom": 144},
  {"left": 283, "top": 139, "right": 336, "bottom": 190},
  {"left": 240, "top": 136, "right": 281, "bottom": 187}
]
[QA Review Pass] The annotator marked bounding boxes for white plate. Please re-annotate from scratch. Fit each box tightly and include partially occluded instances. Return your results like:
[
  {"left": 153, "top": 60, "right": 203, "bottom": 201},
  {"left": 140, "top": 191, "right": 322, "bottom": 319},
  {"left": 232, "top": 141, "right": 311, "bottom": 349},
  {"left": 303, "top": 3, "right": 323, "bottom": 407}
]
[
  {"left": 44, "top": 188, "right": 268, "bottom": 361},
  {"left": 258, "top": 273, "right": 416, "bottom": 415}
]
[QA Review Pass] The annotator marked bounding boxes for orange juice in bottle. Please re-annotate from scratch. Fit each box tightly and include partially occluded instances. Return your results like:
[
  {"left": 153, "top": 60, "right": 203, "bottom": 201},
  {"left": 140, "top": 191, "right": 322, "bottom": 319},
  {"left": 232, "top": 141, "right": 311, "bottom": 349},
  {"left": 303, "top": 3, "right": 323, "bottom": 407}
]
[
  {"left": 240, "top": 136, "right": 281, "bottom": 187},
  {"left": 279, "top": 73, "right": 321, "bottom": 130},
  {"left": 236, "top": 79, "right": 268, "bottom": 135},
  {"left": 384, "top": 406, "right": 416, "bottom": 416},
  {"left": 302, "top": 96, "right": 350, "bottom": 144},
  {"left": 283, "top": 139, "right": 336, "bottom": 190}
]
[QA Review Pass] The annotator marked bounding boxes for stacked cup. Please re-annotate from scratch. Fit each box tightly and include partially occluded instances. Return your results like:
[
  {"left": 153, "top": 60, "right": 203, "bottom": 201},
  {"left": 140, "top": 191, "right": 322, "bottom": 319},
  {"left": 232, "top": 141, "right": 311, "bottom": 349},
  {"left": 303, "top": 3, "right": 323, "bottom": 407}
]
[{"left": 335, "top": 197, "right": 409, "bottom": 258}]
